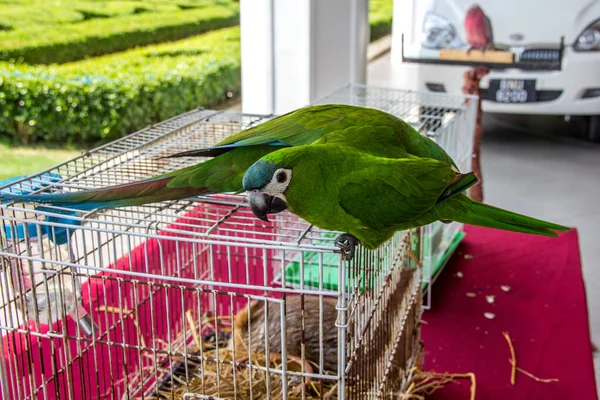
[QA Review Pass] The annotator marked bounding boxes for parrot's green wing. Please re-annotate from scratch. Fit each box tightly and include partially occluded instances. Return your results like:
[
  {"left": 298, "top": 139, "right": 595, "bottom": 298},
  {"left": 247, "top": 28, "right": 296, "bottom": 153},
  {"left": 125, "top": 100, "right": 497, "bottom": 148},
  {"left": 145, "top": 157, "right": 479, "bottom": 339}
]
[
  {"left": 167, "top": 105, "right": 456, "bottom": 169},
  {"left": 217, "top": 105, "right": 348, "bottom": 146},
  {"left": 314, "top": 118, "right": 458, "bottom": 169},
  {"left": 163, "top": 145, "right": 275, "bottom": 192},
  {"left": 169, "top": 105, "right": 357, "bottom": 158},
  {"left": 338, "top": 157, "right": 457, "bottom": 231}
]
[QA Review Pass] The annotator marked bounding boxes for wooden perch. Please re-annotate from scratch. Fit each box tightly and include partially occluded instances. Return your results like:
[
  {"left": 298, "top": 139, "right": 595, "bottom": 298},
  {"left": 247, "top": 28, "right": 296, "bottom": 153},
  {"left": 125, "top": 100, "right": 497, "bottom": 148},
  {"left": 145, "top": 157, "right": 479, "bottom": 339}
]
[{"left": 440, "top": 49, "right": 514, "bottom": 64}]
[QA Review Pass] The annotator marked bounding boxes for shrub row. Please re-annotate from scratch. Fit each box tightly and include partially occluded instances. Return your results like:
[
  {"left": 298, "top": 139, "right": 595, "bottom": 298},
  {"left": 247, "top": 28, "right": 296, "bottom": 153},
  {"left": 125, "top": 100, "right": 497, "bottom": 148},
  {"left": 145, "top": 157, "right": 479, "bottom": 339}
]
[
  {"left": 0, "top": 27, "right": 241, "bottom": 145},
  {"left": 369, "top": 0, "right": 394, "bottom": 41},
  {"left": 0, "top": 2, "right": 239, "bottom": 64},
  {"left": 0, "top": 0, "right": 391, "bottom": 65},
  {"left": 0, "top": 0, "right": 227, "bottom": 30}
]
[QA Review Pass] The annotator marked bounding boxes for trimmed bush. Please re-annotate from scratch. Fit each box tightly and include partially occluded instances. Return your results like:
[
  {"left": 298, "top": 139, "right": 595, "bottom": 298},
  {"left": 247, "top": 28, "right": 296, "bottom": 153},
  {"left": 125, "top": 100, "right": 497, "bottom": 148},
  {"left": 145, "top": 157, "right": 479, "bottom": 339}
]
[
  {"left": 0, "top": 0, "right": 229, "bottom": 30},
  {"left": 369, "top": 0, "right": 394, "bottom": 41},
  {"left": 0, "top": 27, "right": 241, "bottom": 145},
  {"left": 0, "top": 3, "right": 239, "bottom": 64}
]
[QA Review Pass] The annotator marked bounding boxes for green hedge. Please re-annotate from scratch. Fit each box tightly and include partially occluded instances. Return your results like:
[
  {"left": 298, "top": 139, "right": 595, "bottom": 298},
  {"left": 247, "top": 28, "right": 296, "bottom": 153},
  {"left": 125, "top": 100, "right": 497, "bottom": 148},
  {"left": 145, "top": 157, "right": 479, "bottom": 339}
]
[
  {"left": 0, "top": 0, "right": 389, "bottom": 66},
  {"left": 0, "top": 2, "right": 239, "bottom": 64},
  {"left": 0, "top": 27, "right": 241, "bottom": 145},
  {"left": 369, "top": 0, "right": 394, "bottom": 41},
  {"left": 0, "top": 0, "right": 231, "bottom": 30}
]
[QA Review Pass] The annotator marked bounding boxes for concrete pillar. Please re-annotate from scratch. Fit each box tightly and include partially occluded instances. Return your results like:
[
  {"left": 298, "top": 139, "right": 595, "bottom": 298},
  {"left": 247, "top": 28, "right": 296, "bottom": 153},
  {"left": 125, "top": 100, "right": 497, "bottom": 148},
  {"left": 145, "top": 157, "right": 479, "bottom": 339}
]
[{"left": 240, "top": 0, "right": 369, "bottom": 115}]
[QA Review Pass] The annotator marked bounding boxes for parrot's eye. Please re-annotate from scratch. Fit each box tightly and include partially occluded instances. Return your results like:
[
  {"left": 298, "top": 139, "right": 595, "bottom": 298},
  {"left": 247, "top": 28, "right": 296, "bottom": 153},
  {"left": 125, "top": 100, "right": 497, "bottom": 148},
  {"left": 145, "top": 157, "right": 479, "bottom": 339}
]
[{"left": 276, "top": 171, "right": 287, "bottom": 183}]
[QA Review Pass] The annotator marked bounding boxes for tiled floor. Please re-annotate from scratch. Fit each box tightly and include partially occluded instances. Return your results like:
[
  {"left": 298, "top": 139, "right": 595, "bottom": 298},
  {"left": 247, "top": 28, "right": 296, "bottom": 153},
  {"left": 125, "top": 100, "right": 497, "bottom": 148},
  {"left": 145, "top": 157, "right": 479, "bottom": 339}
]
[{"left": 367, "top": 53, "right": 600, "bottom": 391}]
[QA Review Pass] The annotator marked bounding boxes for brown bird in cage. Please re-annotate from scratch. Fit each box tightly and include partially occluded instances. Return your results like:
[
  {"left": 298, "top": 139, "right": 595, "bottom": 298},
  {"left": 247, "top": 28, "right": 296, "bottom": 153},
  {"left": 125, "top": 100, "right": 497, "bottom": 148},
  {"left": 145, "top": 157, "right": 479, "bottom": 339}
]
[{"left": 228, "top": 296, "right": 339, "bottom": 373}]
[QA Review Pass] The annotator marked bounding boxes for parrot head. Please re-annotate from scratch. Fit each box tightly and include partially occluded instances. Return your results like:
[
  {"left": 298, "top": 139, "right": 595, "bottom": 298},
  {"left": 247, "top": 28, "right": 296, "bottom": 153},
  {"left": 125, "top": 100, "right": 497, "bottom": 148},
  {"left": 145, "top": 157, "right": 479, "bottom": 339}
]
[{"left": 243, "top": 159, "right": 292, "bottom": 222}]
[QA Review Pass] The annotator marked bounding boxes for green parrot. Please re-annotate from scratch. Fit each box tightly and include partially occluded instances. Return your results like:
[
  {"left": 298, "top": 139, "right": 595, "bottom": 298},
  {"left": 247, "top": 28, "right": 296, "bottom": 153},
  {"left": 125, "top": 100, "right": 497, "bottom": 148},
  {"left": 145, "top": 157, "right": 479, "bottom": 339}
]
[
  {"left": 0, "top": 105, "right": 569, "bottom": 259},
  {"left": 239, "top": 110, "right": 570, "bottom": 259}
]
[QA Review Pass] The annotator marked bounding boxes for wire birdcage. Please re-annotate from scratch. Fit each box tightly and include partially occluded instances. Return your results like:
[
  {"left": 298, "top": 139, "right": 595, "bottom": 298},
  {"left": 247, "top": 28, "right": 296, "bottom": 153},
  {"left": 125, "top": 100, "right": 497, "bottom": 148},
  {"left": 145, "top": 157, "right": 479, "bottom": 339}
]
[
  {"left": 0, "top": 106, "right": 427, "bottom": 400},
  {"left": 312, "top": 84, "right": 477, "bottom": 308}
]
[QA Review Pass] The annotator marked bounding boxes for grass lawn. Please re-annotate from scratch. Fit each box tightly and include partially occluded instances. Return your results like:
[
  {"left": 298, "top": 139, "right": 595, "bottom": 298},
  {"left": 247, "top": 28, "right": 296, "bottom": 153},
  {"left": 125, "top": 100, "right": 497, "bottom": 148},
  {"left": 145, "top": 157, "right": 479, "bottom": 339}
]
[{"left": 0, "top": 144, "right": 79, "bottom": 181}]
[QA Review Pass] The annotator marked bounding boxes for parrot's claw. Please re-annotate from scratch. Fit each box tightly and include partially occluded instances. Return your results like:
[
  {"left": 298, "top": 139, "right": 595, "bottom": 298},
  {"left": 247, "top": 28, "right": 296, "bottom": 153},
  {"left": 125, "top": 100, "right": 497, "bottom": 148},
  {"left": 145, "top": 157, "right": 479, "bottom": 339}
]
[{"left": 335, "top": 234, "right": 360, "bottom": 262}]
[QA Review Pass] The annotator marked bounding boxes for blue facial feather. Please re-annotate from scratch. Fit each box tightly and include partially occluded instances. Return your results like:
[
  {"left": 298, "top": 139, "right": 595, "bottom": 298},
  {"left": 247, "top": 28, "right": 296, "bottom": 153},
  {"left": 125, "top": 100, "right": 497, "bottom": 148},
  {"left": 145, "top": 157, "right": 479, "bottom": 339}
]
[{"left": 242, "top": 161, "right": 279, "bottom": 191}]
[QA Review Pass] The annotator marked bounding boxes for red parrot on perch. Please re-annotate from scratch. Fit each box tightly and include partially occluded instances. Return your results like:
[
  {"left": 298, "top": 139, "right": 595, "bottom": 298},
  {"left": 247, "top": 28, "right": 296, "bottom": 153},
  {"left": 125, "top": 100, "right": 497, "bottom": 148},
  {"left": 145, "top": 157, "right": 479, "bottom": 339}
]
[{"left": 464, "top": 4, "right": 494, "bottom": 53}]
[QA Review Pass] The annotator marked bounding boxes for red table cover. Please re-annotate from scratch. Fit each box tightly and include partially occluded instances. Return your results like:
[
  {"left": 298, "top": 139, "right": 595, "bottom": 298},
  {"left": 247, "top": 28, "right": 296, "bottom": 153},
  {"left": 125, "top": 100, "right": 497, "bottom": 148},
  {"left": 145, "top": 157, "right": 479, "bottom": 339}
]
[{"left": 422, "top": 226, "right": 597, "bottom": 399}]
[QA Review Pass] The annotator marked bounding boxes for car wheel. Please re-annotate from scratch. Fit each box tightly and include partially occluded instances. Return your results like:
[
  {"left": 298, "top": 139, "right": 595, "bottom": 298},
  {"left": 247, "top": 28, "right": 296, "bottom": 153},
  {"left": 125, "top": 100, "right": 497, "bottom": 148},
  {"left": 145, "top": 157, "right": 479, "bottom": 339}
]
[{"left": 588, "top": 116, "right": 600, "bottom": 143}]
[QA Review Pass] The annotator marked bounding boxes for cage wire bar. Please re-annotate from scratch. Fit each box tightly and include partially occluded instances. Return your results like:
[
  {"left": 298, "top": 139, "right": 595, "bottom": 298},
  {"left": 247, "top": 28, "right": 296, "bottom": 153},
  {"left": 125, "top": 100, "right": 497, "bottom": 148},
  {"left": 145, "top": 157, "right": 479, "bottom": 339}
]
[
  {"left": 312, "top": 84, "right": 477, "bottom": 308},
  {"left": 0, "top": 84, "right": 475, "bottom": 400}
]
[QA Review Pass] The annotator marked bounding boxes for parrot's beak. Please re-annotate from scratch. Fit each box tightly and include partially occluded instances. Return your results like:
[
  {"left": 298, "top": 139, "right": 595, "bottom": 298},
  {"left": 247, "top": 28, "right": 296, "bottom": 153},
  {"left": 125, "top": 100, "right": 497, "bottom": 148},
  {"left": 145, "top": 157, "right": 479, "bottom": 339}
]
[{"left": 247, "top": 191, "right": 288, "bottom": 222}]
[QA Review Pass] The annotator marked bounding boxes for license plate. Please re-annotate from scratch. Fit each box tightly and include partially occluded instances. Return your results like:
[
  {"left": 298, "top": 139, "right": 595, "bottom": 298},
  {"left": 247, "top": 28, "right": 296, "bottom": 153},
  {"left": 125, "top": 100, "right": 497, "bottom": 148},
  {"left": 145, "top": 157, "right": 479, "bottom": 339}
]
[{"left": 487, "top": 79, "right": 537, "bottom": 103}]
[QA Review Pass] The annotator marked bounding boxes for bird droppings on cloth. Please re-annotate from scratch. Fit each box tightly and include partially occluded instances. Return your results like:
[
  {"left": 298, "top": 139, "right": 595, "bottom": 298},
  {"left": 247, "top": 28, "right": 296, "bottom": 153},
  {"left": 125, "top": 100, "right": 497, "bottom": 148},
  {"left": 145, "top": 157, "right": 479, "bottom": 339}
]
[
  {"left": 466, "top": 292, "right": 477, "bottom": 297},
  {"left": 501, "top": 285, "right": 511, "bottom": 292},
  {"left": 484, "top": 312, "right": 496, "bottom": 319},
  {"left": 456, "top": 271, "right": 464, "bottom": 278},
  {"left": 486, "top": 295, "right": 495, "bottom": 304}
]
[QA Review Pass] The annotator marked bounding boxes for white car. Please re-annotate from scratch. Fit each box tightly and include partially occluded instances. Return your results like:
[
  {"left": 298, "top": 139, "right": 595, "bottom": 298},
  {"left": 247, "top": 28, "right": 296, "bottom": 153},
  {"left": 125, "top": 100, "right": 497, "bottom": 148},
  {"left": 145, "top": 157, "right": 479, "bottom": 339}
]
[{"left": 392, "top": 0, "right": 600, "bottom": 141}]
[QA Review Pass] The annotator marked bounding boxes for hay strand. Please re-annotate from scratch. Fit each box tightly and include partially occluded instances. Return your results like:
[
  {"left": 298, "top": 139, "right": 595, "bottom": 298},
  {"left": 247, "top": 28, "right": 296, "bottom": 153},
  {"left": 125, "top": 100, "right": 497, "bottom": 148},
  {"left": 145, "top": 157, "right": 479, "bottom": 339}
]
[
  {"left": 398, "top": 370, "right": 475, "bottom": 400},
  {"left": 406, "top": 248, "right": 424, "bottom": 269},
  {"left": 98, "top": 305, "right": 147, "bottom": 348},
  {"left": 186, "top": 310, "right": 201, "bottom": 352},
  {"left": 502, "top": 331, "right": 517, "bottom": 385},
  {"left": 170, "top": 348, "right": 334, "bottom": 400},
  {"left": 430, "top": 372, "right": 476, "bottom": 400},
  {"left": 511, "top": 362, "right": 559, "bottom": 383},
  {"left": 502, "top": 331, "right": 558, "bottom": 385}
]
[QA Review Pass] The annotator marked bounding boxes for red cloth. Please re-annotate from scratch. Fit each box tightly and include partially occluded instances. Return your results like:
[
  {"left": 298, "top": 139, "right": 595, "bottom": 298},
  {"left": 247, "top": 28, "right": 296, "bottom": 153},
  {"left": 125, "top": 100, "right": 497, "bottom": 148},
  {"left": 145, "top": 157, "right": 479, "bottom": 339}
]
[{"left": 422, "top": 226, "right": 598, "bottom": 399}]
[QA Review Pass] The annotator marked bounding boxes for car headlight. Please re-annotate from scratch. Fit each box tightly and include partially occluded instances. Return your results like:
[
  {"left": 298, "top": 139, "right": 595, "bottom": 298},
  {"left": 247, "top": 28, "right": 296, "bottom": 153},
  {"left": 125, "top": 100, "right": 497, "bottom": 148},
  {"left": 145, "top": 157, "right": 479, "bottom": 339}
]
[
  {"left": 574, "top": 18, "right": 600, "bottom": 51},
  {"left": 421, "top": 12, "right": 463, "bottom": 50}
]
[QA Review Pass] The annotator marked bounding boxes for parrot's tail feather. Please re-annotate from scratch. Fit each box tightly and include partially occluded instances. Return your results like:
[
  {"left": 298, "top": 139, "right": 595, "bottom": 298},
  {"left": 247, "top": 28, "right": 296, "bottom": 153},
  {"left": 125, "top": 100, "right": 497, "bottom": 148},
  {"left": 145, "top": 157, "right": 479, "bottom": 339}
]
[
  {"left": 450, "top": 197, "right": 570, "bottom": 237},
  {"left": 0, "top": 177, "right": 207, "bottom": 211},
  {"left": 160, "top": 148, "right": 224, "bottom": 159},
  {"left": 438, "top": 172, "right": 478, "bottom": 202},
  {"left": 162, "top": 142, "right": 291, "bottom": 159}
]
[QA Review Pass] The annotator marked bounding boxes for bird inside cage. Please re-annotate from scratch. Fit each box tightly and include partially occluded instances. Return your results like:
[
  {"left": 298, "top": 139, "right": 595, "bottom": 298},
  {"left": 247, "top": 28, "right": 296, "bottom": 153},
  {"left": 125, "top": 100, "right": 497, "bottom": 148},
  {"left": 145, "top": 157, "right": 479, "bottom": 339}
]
[{"left": 228, "top": 295, "right": 339, "bottom": 373}]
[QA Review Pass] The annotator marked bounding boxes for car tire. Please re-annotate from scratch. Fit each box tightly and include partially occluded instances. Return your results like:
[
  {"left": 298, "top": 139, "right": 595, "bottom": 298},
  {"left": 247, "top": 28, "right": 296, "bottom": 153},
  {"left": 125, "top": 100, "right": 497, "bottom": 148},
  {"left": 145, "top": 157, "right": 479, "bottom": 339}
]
[{"left": 588, "top": 116, "right": 600, "bottom": 143}]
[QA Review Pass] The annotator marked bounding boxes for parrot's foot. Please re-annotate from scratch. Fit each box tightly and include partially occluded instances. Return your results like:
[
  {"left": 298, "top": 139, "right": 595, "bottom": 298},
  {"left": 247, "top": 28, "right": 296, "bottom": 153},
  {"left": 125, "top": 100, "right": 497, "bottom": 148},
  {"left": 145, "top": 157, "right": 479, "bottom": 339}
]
[{"left": 335, "top": 234, "right": 360, "bottom": 262}]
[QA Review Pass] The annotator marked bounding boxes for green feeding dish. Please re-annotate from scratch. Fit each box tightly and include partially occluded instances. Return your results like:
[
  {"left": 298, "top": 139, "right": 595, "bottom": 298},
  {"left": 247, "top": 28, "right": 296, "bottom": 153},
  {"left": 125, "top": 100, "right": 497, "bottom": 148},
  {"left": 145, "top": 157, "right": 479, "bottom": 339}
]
[
  {"left": 279, "top": 227, "right": 465, "bottom": 294},
  {"left": 421, "top": 230, "right": 465, "bottom": 291},
  {"left": 281, "top": 249, "right": 380, "bottom": 293},
  {"left": 279, "top": 233, "right": 379, "bottom": 292}
]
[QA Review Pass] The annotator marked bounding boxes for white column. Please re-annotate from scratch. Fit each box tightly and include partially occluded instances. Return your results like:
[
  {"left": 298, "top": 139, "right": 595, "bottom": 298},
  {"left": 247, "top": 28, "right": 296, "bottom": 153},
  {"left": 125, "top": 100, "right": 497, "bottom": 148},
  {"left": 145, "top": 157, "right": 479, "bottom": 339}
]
[
  {"left": 240, "top": 0, "right": 274, "bottom": 115},
  {"left": 272, "top": 0, "right": 312, "bottom": 115},
  {"left": 241, "top": 0, "right": 369, "bottom": 116}
]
